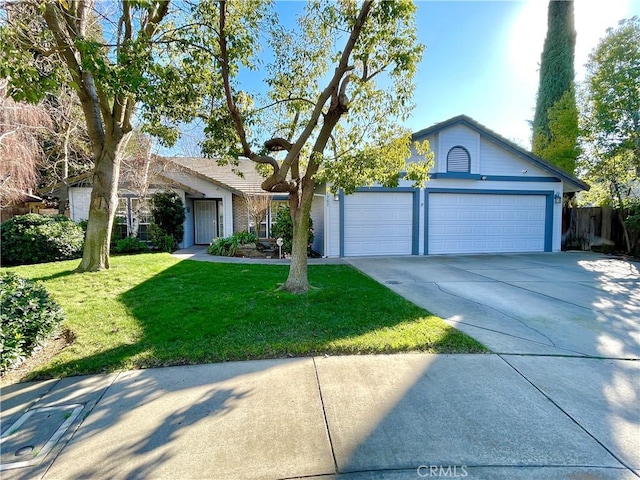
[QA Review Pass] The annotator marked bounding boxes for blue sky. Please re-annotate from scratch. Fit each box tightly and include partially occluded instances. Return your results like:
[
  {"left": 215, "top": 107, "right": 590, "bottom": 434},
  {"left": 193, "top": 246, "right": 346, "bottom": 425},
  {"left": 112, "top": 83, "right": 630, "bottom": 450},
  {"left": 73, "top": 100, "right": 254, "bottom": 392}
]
[
  {"left": 408, "top": 0, "right": 640, "bottom": 147},
  {"left": 167, "top": 0, "right": 640, "bottom": 155}
]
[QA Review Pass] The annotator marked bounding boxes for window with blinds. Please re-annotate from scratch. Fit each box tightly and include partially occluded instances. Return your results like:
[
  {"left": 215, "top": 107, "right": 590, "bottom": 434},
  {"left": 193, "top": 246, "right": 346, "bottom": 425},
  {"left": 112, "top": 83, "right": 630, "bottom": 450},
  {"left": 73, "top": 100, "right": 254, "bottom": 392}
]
[{"left": 447, "top": 146, "right": 471, "bottom": 173}]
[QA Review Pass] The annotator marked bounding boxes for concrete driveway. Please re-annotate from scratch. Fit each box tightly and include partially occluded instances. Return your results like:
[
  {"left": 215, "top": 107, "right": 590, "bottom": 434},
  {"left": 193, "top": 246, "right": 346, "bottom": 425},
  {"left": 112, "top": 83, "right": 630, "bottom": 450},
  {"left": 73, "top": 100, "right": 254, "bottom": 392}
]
[
  {"left": 347, "top": 252, "right": 640, "bottom": 477},
  {"left": 347, "top": 252, "right": 640, "bottom": 359}
]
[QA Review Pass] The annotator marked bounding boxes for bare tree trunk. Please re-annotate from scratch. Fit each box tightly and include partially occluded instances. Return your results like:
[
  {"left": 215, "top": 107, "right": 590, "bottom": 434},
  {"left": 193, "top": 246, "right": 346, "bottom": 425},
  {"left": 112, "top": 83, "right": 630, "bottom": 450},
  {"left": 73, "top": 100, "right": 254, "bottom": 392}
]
[
  {"left": 612, "top": 182, "right": 633, "bottom": 254},
  {"left": 76, "top": 136, "right": 122, "bottom": 272},
  {"left": 282, "top": 179, "right": 315, "bottom": 293},
  {"left": 130, "top": 147, "right": 151, "bottom": 238},
  {"left": 618, "top": 208, "right": 633, "bottom": 254},
  {"left": 58, "top": 126, "right": 71, "bottom": 215}
]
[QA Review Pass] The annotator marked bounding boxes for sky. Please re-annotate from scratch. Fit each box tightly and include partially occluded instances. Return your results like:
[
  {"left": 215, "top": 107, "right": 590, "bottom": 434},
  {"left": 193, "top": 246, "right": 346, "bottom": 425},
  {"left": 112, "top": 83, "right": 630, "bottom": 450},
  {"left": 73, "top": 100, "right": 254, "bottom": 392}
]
[
  {"left": 166, "top": 0, "right": 640, "bottom": 155},
  {"left": 407, "top": 0, "right": 640, "bottom": 148}
]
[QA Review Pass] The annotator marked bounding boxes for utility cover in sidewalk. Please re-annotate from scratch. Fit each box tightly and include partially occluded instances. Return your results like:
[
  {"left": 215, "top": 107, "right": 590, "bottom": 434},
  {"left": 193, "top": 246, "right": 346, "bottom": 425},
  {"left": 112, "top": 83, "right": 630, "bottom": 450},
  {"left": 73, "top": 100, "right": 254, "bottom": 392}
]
[{"left": 0, "top": 404, "right": 84, "bottom": 471}]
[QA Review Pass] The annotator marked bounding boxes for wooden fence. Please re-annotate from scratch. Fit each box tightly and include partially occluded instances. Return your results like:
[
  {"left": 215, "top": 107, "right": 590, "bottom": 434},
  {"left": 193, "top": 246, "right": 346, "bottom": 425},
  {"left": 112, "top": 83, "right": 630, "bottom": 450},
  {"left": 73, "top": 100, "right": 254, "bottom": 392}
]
[{"left": 562, "top": 207, "right": 640, "bottom": 255}]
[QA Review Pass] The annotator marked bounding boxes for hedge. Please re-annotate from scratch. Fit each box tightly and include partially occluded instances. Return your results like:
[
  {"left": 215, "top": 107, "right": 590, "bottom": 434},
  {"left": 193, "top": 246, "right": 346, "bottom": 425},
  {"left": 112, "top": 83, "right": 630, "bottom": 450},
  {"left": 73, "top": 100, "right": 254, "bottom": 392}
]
[
  {"left": 0, "top": 272, "right": 66, "bottom": 372},
  {"left": 1, "top": 214, "right": 84, "bottom": 265}
]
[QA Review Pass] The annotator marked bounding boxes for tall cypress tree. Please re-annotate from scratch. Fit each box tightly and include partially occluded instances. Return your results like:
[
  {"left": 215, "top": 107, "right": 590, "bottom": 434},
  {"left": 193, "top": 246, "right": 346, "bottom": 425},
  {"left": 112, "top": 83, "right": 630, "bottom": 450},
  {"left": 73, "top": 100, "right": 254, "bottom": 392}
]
[{"left": 532, "top": 0, "right": 578, "bottom": 173}]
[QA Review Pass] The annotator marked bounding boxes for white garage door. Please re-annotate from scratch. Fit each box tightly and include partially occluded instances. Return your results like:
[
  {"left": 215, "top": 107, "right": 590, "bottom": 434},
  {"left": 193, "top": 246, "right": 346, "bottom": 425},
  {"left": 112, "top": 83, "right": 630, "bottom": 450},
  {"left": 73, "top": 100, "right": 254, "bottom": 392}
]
[
  {"left": 344, "top": 192, "right": 413, "bottom": 256},
  {"left": 428, "top": 193, "right": 546, "bottom": 254}
]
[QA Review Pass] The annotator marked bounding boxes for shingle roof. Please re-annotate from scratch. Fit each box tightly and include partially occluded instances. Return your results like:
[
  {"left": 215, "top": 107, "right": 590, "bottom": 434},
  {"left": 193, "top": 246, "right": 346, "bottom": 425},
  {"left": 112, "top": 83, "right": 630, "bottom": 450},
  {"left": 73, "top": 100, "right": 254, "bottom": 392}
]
[
  {"left": 412, "top": 114, "right": 590, "bottom": 192},
  {"left": 162, "top": 157, "right": 270, "bottom": 195}
]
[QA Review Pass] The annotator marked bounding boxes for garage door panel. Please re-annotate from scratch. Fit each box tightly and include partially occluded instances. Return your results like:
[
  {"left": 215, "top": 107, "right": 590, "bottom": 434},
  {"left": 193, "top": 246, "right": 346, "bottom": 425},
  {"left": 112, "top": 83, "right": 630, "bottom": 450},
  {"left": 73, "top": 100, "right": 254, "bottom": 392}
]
[
  {"left": 344, "top": 192, "right": 413, "bottom": 256},
  {"left": 428, "top": 193, "right": 546, "bottom": 254}
]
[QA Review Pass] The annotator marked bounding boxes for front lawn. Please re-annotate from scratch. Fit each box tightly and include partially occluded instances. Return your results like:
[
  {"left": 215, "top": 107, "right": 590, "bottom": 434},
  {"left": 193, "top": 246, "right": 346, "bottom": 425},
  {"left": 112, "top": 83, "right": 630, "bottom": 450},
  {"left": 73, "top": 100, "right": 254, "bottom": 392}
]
[{"left": 2, "top": 254, "right": 487, "bottom": 381}]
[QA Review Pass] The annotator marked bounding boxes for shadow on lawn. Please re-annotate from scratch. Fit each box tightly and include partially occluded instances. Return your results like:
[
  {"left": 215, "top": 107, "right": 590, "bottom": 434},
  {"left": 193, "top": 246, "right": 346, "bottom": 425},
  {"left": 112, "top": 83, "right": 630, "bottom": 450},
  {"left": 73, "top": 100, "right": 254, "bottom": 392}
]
[
  {"left": 30, "top": 259, "right": 484, "bottom": 380},
  {"left": 26, "top": 268, "right": 76, "bottom": 283}
]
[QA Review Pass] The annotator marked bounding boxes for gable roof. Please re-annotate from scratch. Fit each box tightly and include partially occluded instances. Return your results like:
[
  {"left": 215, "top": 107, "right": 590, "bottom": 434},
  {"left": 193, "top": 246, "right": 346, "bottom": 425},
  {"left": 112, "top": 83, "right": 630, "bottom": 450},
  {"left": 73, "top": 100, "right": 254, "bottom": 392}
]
[
  {"left": 412, "top": 114, "right": 589, "bottom": 192},
  {"left": 162, "top": 157, "right": 269, "bottom": 195},
  {"left": 44, "top": 158, "right": 274, "bottom": 198}
]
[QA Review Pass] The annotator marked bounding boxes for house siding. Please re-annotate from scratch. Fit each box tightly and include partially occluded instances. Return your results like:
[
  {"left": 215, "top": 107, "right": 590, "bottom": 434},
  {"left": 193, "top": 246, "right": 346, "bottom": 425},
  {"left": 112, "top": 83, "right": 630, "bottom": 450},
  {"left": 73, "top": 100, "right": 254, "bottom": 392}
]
[
  {"left": 437, "top": 125, "right": 480, "bottom": 174},
  {"left": 68, "top": 187, "right": 92, "bottom": 221},
  {"left": 311, "top": 193, "right": 325, "bottom": 256},
  {"left": 326, "top": 190, "right": 341, "bottom": 257},
  {"left": 479, "top": 138, "right": 548, "bottom": 177},
  {"left": 183, "top": 197, "right": 195, "bottom": 248}
]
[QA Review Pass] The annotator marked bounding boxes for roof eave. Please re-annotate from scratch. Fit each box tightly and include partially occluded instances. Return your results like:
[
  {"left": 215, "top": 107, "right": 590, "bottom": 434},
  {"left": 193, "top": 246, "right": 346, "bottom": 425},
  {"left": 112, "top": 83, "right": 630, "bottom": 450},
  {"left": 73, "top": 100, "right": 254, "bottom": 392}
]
[{"left": 412, "top": 115, "right": 590, "bottom": 192}]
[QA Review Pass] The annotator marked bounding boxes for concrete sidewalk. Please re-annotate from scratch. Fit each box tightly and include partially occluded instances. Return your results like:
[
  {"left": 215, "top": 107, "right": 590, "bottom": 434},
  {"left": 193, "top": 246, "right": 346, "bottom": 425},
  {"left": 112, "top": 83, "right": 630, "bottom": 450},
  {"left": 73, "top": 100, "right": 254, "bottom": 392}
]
[
  {"left": 172, "top": 246, "right": 345, "bottom": 265},
  {"left": 2, "top": 354, "right": 638, "bottom": 479}
]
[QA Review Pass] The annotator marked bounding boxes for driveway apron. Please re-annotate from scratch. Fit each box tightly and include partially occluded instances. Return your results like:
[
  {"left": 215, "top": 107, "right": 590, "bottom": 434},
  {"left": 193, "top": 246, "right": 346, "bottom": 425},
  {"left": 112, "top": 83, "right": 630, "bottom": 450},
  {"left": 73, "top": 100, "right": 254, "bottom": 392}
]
[{"left": 348, "top": 252, "right": 640, "bottom": 476}]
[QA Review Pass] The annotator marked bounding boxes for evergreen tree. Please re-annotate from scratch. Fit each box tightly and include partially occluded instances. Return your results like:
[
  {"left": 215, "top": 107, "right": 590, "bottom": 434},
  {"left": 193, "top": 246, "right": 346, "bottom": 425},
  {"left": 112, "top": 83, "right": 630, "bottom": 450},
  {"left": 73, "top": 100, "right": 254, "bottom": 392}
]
[{"left": 532, "top": 0, "right": 578, "bottom": 173}]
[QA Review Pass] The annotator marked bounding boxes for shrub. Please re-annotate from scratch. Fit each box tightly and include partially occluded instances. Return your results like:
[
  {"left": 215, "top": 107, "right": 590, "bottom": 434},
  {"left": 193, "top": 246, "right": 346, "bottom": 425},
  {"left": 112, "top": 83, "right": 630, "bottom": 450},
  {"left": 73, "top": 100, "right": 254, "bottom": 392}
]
[
  {"left": 0, "top": 272, "right": 66, "bottom": 372},
  {"left": 148, "top": 223, "right": 177, "bottom": 252},
  {"left": 207, "top": 231, "right": 256, "bottom": 257},
  {"left": 271, "top": 207, "right": 314, "bottom": 255},
  {"left": 113, "top": 236, "right": 150, "bottom": 254},
  {"left": 151, "top": 191, "right": 185, "bottom": 244},
  {"left": 77, "top": 219, "right": 89, "bottom": 232},
  {"left": 234, "top": 230, "right": 257, "bottom": 245},
  {"left": 0, "top": 214, "right": 84, "bottom": 266}
]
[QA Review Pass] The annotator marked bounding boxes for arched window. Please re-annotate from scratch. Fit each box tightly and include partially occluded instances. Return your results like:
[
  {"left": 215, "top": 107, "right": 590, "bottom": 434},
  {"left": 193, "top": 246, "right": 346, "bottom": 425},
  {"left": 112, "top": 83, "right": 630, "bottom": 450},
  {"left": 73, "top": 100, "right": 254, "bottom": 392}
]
[{"left": 447, "top": 146, "right": 471, "bottom": 173}]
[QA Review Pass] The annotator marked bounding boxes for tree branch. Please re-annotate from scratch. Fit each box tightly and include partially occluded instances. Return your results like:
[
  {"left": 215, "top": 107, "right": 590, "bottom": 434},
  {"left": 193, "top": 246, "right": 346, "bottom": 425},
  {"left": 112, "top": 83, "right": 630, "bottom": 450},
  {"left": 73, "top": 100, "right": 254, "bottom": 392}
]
[
  {"left": 253, "top": 96, "right": 316, "bottom": 113},
  {"left": 143, "top": 1, "right": 170, "bottom": 38},
  {"left": 217, "top": 1, "right": 280, "bottom": 179},
  {"left": 279, "top": 0, "right": 373, "bottom": 180},
  {"left": 218, "top": 1, "right": 254, "bottom": 159},
  {"left": 43, "top": 3, "right": 105, "bottom": 158},
  {"left": 363, "top": 65, "right": 386, "bottom": 82},
  {"left": 264, "top": 138, "right": 293, "bottom": 152}
]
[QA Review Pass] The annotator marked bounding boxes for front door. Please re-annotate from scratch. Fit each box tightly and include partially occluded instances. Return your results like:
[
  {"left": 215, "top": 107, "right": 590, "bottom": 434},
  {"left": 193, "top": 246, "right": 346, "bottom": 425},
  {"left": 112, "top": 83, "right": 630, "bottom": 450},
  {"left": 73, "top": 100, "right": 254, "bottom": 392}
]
[{"left": 194, "top": 200, "right": 218, "bottom": 244}]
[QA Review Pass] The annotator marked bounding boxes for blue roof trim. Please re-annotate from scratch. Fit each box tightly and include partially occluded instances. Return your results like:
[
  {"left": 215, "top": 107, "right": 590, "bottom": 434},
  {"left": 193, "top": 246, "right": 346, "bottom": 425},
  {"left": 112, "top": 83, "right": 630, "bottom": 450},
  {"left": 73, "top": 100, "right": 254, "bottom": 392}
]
[
  {"left": 431, "top": 173, "right": 482, "bottom": 180},
  {"left": 430, "top": 173, "right": 560, "bottom": 183},
  {"left": 412, "top": 115, "right": 589, "bottom": 192},
  {"left": 483, "top": 175, "right": 560, "bottom": 183}
]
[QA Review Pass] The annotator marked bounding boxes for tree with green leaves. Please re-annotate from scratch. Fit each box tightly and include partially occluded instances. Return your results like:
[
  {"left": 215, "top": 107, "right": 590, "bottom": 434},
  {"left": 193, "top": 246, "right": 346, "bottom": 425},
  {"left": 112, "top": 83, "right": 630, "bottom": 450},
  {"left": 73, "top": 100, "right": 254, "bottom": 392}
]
[
  {"left": 177, "top": 0, "right": 432, "bottom": 293},
  {"left": 1, "top": 1, "right": 178, "bottom": 271},
  {"left": 579, "top": 17, "right": 640, "bottom": 253},
  {"left": 532, "top": 0, "right": 578, "bottom": 174}
]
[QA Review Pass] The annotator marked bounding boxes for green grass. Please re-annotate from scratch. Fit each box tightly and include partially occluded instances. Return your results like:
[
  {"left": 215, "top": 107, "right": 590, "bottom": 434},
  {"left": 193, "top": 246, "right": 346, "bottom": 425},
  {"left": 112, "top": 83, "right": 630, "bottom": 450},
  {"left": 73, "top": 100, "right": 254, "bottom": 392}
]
[{"left": 3, "top": 253, "right": 487, "bottom": 380}]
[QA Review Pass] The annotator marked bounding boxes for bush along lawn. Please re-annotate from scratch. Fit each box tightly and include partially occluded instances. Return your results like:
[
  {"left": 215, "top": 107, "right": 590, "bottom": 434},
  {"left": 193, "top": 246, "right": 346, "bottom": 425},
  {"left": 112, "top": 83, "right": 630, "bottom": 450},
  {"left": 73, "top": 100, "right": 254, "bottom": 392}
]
[
  {"left": 0, "top": 272, "right": 66, "bottom": 372},
  {"left": 1, "top": 253, "right": 487, "bottom": 381}
]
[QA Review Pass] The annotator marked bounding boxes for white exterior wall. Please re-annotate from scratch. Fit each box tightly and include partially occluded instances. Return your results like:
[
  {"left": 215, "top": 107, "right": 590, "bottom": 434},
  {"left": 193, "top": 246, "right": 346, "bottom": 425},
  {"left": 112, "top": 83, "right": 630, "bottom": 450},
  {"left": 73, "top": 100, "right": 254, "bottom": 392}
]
[
  {"left": 326, "top": 189, "right": 341, "bottom": 257},
  {"left": 311, "top": 193, "right": 325, "bottom": 256},
  {"left": 68, "top": 187, "right": 92, "bottom": 221},
  {"left": 553, "top": 186, "right": 564, "bottom": 252},
  {"left": 179, "top": 193, "right": 192, "bottom": 249},
  {"left": 479, "top": 138, "right": 548, "bottom": 176},
  {"left": 162, "top": 170, "right": 234, "bottom": 240},
  {"left": 397, "top": 177, "right": 425, "bottom": 255},
  {"left": 438, "top": 125, "right": 481, "bottom": 174}
]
